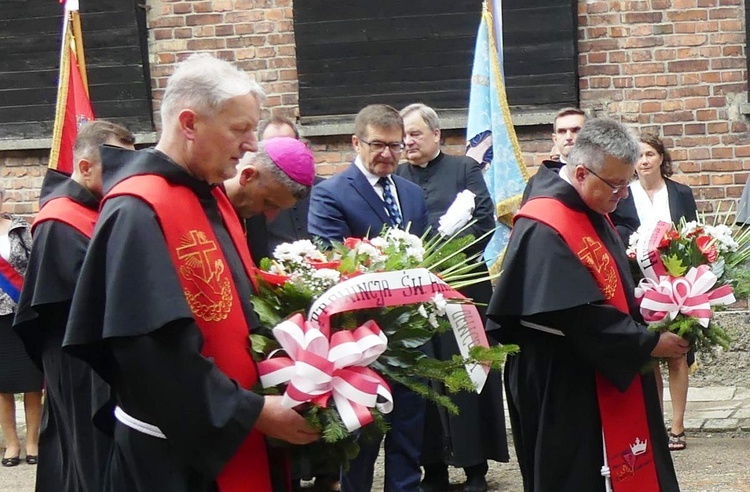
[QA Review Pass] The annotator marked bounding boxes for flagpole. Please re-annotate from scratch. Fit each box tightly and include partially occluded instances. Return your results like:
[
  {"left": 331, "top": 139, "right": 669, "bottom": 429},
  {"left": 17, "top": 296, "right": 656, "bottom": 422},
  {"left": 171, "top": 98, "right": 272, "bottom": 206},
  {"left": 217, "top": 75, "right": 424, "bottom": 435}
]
[
  {"left": 50, "top": 0, "right": 94, "bottom": 174},
  {"left": 70, "top": 9, "right": 89, "bottom": 96}
]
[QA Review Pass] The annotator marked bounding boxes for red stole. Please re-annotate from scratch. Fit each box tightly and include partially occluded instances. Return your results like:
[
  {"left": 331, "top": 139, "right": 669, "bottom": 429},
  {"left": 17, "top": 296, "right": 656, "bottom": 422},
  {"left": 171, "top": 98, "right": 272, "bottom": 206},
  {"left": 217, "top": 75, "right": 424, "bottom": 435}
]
[
  {"left": 33, "top": 196, "right": 98, "bottom": 239},
  {"left": 107, "top": 174, "right": 271, "bottom": 492},
  {"left": 516, "top": 197, "right": 660, "bottom": 492}
]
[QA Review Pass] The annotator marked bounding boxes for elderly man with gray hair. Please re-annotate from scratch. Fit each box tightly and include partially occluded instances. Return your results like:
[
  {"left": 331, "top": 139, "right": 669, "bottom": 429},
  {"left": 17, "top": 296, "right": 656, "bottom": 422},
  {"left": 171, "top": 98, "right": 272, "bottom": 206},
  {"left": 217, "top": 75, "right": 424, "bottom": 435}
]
[
  {"left": 64, "top": 53, "right": 318, "bottom": 492},
  {"left": 487, "top": 119, "right": 686, "bottom": 492},
  {"left": 395, "top": 103, "right": 506, "bottom": 492}
]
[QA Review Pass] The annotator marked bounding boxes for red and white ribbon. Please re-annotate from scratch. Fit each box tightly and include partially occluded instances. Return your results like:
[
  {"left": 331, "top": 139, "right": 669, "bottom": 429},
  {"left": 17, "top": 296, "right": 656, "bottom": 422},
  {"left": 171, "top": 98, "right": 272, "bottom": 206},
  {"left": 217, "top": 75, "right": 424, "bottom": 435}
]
[
  {"left": 635, "top": 220, "right": 672, "bottom": 281},
  {"left": 258, "top": 313, "right": 393, "bottom": 432},
  {"left": 635, "top": 264, "right": 735, "bottom": 327},
  {"left": 307, "top": 268, "right": 491, "bottom": 392}
]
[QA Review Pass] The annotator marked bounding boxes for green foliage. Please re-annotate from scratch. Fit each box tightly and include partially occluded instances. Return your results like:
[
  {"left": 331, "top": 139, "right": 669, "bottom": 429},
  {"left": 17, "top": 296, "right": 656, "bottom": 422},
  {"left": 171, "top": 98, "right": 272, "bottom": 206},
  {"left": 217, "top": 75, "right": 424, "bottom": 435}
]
[
  {"left": 725, "top": 262, "right": 750, "bottom": 300},
  {"left": 248, "top": 334, "right": 278, "bottom": 362},
  {"left": 662, "top": 253, "right": 688, "bottom": 277},
  {"left": 246, "top": 223, "right": 517, "bottom": 471},
  {"left": 648, "top": 314, "right": 731, "bottom": 353}
]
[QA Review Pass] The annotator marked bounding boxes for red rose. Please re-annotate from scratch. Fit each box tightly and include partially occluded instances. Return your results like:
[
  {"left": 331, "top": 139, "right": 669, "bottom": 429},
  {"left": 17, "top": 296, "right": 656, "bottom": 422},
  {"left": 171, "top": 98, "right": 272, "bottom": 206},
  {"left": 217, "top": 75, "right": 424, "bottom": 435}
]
[
  {"left": 256, "top": 269, "right": 291, "bottom": 286},
  {"left": 307, "top": 258, "right": 342, "bottom": 270},
  {"left": 341, "top": 270, "right": 364, "bottom": 281},
  {"left": 695, "top": 235, "right": 718, "bottom": 263},
  {"left": 343, "top": 237, "right": 362, "bottom": 249}
]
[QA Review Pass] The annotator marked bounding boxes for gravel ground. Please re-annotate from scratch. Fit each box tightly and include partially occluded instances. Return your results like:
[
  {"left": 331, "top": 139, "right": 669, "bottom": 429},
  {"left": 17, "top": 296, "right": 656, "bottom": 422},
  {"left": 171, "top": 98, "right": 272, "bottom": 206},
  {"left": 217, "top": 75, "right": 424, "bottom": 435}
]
[
  {"left": 0, "top": 433, "right": 747, "bottom": 491},
  {"left": 692, "top": 311, "right": 750, "bottom": 388},
  {"left": 370, "top": 433, "right": 750, "bottom": 491},
  {"left": 2, "top": 312, "right": 746, "bottom": 491}
]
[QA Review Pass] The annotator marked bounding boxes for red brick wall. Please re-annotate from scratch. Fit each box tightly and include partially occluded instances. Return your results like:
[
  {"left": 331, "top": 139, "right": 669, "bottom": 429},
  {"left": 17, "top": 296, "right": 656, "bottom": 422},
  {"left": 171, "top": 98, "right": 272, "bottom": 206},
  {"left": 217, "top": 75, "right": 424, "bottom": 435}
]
[
  {"left": 577, "top": 0, "right": 748, "bottom": 215},
  {"left": 1, "top": 0, "right": 748, "bottom": 219}
]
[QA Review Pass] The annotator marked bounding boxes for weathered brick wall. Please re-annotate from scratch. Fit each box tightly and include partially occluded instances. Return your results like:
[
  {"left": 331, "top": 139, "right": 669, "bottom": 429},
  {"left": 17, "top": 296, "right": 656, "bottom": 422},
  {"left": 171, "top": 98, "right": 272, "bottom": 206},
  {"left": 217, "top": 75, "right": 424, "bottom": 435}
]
[
  {"left": 577, "top": 0, "right": 748, "bottom": 215},
  {"left": 0, "top": 0, "right": 748, "bottom": 219},
  {"left": 149, "top": 0, "right": 298, "bottom": 119},
  {"left": 0, "top": 151, "right": 47, "bottom": 216}
]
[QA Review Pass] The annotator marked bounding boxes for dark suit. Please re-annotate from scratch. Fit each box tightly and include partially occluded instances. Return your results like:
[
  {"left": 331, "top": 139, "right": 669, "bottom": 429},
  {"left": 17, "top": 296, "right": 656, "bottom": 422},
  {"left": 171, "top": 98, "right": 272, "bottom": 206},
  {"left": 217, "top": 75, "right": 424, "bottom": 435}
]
[
  {"left": 308, "top": 162, "right": 429, "bottom": 492},
  {"left": 308, "top": 162, "right": 428, "bottom": 241},
  {"left": 245, "top": 176, "right": 325, "bottom": 262},
  {"left": 395, "top": 153, "right": 510, "bottom": 474},
  {"left": 610, "top": 177, "right": 698, "bottom": 246}
]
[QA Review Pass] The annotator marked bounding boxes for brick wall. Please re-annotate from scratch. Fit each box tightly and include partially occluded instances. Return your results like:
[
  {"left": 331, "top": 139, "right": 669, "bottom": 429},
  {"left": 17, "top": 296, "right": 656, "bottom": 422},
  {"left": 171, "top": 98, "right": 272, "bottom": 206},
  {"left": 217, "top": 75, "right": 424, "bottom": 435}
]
[
  {"left": 1, "top": 0, "right": 748, "bottom": 219},
  {"left": 149, "top": 0, "right": 298, "bottom": 119},
  {"left": 577, "top": 0, "right": 748, "bottom": 215}
]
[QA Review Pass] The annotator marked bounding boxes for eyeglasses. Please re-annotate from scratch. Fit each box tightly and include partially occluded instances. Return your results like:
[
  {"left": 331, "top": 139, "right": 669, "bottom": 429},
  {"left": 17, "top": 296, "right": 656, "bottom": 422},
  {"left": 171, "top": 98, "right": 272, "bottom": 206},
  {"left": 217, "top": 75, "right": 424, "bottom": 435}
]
[
  {"left": 359, "top": 138, "right": 405, "bottom": 154},
  {"left": 584, "top": 166, "right": 633, "bottom": 194}
]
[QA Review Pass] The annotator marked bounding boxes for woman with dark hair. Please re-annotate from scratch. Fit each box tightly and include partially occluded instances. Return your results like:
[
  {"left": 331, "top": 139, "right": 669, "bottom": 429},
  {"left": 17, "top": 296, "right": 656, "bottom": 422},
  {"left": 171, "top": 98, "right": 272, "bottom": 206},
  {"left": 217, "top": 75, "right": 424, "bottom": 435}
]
[
  {"left": 0, "top": 187, "right": 43, "bottom": 467},
  {"left": 610, "top": 133, "right": 697, "bottom": 452}
]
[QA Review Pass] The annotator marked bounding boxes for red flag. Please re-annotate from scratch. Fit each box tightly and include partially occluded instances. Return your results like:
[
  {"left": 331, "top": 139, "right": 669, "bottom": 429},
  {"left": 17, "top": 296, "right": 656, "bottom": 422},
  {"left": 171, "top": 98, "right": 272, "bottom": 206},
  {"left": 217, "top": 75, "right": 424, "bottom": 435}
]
[{"left": 49, "top": 8, "right": 94, "bottom": 174}]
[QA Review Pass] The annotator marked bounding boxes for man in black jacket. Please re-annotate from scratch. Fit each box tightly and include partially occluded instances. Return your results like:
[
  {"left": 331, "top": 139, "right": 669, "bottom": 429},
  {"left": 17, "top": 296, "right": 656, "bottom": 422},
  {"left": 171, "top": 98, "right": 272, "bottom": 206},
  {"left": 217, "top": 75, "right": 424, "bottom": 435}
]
[{"left": 395, "top": 103, "right": 508, "bottom": 492}]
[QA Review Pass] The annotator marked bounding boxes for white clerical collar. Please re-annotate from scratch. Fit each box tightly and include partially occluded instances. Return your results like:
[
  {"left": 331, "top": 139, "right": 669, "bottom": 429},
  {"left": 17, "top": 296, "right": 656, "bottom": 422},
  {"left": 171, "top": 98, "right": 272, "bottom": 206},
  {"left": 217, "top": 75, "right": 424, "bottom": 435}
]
[
  {"left": 416, "top": 150, "right": 442, "bottom": 168},
  {"left": 559, "top": 165, "right": 574, "bottom": 185}
]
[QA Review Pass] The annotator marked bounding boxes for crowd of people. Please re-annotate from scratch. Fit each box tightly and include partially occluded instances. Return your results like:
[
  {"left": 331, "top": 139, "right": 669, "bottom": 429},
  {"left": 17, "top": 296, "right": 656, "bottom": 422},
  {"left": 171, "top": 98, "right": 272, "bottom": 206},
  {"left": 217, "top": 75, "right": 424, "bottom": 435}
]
[{"left": 0, "top": 53, "right": 706, "bottom": 492}]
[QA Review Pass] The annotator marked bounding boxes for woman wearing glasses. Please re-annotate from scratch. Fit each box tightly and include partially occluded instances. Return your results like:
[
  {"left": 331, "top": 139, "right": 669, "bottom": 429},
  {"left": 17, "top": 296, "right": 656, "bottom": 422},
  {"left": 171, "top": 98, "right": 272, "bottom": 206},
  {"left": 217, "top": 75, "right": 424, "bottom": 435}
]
[{"left": 610, "top": 133, "right": 697, "bottom": 453}]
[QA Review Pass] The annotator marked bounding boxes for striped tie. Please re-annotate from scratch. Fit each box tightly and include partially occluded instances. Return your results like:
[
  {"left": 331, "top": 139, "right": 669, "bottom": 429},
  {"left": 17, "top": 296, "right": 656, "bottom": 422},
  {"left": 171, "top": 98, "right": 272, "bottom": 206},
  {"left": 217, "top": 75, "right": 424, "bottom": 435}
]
[{"left": 378, "top": 176, "right": 403, "bottom": 228}]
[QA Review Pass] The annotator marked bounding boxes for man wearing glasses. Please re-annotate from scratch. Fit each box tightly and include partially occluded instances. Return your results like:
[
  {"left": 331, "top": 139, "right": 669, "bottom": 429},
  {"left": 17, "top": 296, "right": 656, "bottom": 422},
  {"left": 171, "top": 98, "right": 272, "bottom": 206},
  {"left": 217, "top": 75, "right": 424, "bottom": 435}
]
[
  {"left": 308, "top": 104, "right": 429, "bottom": 492},
  {"left": 486, "top": 119, "right": 686, "bottom": 492},
  {"left": 309, "top": 104, "right": 428, "bottom": 243}
]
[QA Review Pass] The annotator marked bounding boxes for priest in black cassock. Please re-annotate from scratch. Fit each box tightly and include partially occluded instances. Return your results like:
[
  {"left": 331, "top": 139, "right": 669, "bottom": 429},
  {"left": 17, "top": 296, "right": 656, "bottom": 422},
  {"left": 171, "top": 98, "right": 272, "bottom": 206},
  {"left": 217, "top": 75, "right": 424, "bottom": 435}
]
[
  {"left": 14, "top": 120, "right": 135, "bottom": 492},
  {"left": 63, "top": 53, "right": 318, "bottom": 492},
  {"left": 487, "top": 118, "right": 687, "bottom": 492},
  {"left": 395, "top": 103, "right": 508, "bottom": 492}
]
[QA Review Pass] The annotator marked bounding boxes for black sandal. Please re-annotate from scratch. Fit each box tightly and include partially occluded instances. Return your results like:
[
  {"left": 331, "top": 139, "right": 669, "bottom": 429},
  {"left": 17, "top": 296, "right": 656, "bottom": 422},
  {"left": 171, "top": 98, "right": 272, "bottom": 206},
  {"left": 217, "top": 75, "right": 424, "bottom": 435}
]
[
  {"left": 25, "top": 455, "right": 37, "bottom": 465},
  {"left": 1, "top": 455, "right": 20, "bottom": 467},
  {"left": 668, "top": 431, "right": 686, "bottom": 451}
]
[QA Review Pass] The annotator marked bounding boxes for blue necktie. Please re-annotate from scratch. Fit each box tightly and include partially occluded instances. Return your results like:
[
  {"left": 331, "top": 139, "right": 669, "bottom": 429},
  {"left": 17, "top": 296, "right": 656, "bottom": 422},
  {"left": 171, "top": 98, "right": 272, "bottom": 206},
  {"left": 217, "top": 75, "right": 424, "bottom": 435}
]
[{"left": 378, "top": 176, "right": 403, "bottom": 228}]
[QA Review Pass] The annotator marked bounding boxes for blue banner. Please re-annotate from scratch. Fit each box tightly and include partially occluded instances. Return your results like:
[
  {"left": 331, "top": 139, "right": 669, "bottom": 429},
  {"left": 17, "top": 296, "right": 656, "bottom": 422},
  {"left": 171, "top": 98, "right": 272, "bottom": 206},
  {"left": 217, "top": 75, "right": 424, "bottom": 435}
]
[{"left": 466, "top": 0, "right": 528, "bottom": 274}]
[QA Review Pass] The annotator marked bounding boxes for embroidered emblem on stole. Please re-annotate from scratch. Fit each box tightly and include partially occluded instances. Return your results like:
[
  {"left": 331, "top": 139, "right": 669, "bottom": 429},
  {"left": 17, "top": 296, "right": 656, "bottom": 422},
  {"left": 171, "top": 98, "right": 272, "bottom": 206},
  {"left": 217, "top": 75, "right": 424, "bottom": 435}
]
[
  {"left": 577, "top": 236, "right": 618, "bottom": 300},
  {"left": 176, "top": 230, "right": 232, "bottom": 321}
]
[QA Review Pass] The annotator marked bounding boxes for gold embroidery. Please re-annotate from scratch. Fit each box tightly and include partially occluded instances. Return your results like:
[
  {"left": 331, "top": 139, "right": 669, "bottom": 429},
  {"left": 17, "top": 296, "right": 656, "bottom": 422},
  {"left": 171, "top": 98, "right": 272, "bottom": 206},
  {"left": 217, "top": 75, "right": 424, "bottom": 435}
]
[
  {"left": 177, "top": 230, "right": 232, "bottom": 321},
  {"left": 577, "top": 236, "right": 618, "bottom": 299}
]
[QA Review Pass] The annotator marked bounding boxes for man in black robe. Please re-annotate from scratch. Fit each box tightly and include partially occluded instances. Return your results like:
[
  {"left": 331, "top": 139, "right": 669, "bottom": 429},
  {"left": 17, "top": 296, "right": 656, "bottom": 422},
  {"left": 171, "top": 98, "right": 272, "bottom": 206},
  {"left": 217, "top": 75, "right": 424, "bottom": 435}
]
[
  {"left": 395, "top": 103, "right": 508, "bottom": 492},
  {"left": 63, "top": 53, "right": 318, "bottom": 492},
  {"left": 224, "top": 137, "right": 314, "bottom": 226},
  {"left": 244, "top": 116, "right": 314, "bottom": 262},
  {"left": 487, "top": 118, "right": 688, "bottom": 492},
  {"left": 14, "top": 120, "right": 135, "bottom": 492}
]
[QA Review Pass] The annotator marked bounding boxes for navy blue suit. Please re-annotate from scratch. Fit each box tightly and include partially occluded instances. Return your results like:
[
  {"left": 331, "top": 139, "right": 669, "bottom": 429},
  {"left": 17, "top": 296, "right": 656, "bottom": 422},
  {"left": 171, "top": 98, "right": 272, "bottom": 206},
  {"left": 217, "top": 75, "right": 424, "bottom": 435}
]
[
  {"left": 308, "top": 162, "right": 429, "bottom": 492},
  {"left": 308, "top": 162, "right": 428, "bottom": 242}
]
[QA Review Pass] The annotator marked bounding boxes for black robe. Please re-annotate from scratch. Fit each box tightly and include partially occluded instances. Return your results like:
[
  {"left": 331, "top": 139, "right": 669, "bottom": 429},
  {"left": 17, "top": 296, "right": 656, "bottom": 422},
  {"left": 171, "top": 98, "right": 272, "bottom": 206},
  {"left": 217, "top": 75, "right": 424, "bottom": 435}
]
[
  {"left": 487, "top": 165, "right": 680, "bottom": 492},
  {"left": 395, "top": 152, "right": 509, "bottom": 468},
  {"left": 63, "top": 148, "right": 274, "bottom": 492},
  {"left": 245, "top": 176, "right": 325, "bottom": 263},
  {"left": 13, "top": 169, "right": 112, "bottom": 492}
]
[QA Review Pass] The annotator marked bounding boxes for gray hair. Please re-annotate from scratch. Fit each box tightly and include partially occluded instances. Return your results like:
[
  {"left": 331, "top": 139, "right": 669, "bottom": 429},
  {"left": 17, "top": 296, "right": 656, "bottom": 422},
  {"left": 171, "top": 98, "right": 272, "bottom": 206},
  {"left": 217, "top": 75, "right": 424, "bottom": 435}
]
[
  {"left": 246, "top": 143, "right": 311, "bottom": 200},
  {"left": 566, "top": 118, "right": 640, "bottom": 172},
  {"left": 160, "top": 53, "right": 266, "bottom": 128},
  {"left": 399, "top": 103, "right": 441, "bottom": 131}
]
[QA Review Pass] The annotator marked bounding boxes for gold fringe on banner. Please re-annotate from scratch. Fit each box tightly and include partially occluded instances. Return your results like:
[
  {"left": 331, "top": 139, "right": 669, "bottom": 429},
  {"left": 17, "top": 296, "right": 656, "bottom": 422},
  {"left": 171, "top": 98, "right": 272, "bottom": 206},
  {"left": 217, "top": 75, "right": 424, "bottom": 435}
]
[{"left": 49, "top": 15, "right": 73, "bottom": 171}]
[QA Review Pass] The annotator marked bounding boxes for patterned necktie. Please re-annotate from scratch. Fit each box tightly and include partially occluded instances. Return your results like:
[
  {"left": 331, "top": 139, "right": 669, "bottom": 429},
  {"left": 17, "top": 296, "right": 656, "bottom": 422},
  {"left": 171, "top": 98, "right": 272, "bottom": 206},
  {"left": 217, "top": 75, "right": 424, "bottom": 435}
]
[{"left": 378, "top": 176, "right": 403, "bottom": 228}]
